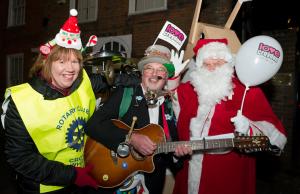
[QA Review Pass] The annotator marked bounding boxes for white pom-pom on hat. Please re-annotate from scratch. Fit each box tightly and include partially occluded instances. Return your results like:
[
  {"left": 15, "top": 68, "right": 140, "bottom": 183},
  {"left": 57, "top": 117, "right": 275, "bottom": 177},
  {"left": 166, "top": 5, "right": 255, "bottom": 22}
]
[{"left": 70, "top": 9, "right": 78, "bottom": 16}]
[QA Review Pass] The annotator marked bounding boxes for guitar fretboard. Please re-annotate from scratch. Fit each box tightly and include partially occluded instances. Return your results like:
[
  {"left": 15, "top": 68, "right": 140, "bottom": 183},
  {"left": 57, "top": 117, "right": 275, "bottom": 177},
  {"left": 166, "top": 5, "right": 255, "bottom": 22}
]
[{"left": 155, "top": 138, "right": 235, "bottom": 154}]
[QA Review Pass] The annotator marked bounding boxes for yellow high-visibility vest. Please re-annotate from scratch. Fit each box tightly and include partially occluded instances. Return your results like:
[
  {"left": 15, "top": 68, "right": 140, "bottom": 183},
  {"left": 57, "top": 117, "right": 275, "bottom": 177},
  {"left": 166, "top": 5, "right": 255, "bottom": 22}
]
[{"left": 7, "top": 70, "right": 96, "bottom": 193}]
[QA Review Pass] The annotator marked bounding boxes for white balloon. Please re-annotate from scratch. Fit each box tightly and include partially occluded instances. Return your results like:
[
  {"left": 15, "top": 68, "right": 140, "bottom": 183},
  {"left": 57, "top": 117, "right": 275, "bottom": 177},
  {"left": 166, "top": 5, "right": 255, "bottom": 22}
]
[{"left": 235, "top": 35, "right": 283, "bottom": 87}]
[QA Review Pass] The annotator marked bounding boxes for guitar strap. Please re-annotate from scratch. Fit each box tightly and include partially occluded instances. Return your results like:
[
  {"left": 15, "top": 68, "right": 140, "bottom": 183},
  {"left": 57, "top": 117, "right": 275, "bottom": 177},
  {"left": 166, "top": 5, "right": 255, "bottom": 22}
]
[
  {"left": 163, "top": 99, "right": 179, "bottom": 141},
  {"left": 119, "top": 87, "right": 178, "bottom": 140},
  {"left": 161, "top": 104, "right": 170, "bottom": 140},
  {"left": 119, "top": 87, "right": 133, "bottom": 118}
]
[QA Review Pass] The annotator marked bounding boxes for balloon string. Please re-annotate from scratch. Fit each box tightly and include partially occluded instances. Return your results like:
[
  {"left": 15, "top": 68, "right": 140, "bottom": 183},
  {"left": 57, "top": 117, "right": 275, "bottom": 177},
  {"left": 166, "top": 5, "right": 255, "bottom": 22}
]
[{"left": 240, "top": 85, "right": 249, "bottom": 114}]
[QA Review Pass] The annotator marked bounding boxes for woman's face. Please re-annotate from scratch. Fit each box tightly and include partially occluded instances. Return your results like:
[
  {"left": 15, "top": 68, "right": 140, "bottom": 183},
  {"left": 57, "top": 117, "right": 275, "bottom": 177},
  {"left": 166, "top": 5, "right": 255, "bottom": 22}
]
[
  {"left": 141, "top": 62, "right": 168, "bottom": 91},
  {"left": 51, "top": 52, "right": 81, "bottom": 90}
]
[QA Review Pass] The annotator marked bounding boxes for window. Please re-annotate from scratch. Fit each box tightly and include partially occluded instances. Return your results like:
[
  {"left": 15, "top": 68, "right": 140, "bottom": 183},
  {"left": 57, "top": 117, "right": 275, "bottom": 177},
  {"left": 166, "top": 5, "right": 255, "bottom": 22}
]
[
  {"left": 8, "top": 0, "right": 26, "bottom": 27},
  {"left": 70, "top": 0, "right": 98, "bottom": 23},
  {"left": 100, "top": 41, "right": 127, "bottom": 57},
  {"left": 6, "top": 54, "right": 24, "bottom": 87},
  {"left": 129, "top": 0, "right": 167, "bottom": 15},
  {"left": 86, "top": 35, "right": 132, "bottom": 78},
  {"left": 94, "top": 35, "right": 132, "bottom": 58}
]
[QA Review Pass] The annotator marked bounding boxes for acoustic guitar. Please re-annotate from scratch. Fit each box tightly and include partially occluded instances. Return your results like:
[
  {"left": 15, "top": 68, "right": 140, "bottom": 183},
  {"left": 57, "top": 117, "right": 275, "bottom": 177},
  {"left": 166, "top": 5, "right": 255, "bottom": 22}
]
[{"left": 84, "top": 119, "right": 269, "bottom": 188}]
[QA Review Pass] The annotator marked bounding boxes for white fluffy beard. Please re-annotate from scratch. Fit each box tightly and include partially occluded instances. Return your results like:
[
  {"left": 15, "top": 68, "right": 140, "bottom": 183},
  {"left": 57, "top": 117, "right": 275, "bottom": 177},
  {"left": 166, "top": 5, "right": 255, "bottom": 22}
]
[
  {"left": 187, "top": 62, "right": 234, "bottom": 194},
  {"left": 190, "top": 62, "right": 234, "bottom": 108}
]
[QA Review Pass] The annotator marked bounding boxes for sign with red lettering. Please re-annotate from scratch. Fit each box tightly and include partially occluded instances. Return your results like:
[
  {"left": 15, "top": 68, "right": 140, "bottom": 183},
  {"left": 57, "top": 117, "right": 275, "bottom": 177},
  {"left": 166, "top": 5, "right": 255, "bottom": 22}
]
[{"left": 157, "top": 21, "right": 187, "bottom": 50}]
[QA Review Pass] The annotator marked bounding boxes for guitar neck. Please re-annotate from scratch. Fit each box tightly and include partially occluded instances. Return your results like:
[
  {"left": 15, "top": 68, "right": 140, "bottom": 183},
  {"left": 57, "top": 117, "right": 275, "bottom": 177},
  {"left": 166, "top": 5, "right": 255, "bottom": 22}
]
[{"left": 155, "top": 138, "right": 235, "bottom": 154}]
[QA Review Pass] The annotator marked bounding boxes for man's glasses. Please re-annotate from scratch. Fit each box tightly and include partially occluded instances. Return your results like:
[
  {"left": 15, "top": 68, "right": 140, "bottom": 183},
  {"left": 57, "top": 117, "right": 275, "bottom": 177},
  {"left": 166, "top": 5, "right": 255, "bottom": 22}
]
[{"left": 143, "top": 66, "right": 167, "bottom": 76}]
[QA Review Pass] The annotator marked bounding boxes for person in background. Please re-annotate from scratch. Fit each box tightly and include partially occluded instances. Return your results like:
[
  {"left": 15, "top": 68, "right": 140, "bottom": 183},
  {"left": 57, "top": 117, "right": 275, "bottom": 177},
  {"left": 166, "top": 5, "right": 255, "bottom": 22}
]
[
  {"left": 85, "top": 44, "right": 191, "bottom": 194},
  {"left": 1, "top": 9, "right": 106, "bottom": 194},
  {"left": 170, "top": 38, "right": 287, "bottom": 194}
]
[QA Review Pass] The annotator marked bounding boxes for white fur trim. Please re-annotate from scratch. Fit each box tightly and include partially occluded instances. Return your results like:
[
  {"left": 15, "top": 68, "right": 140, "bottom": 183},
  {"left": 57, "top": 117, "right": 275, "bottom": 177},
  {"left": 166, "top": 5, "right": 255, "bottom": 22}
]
[
  {"left": 172, "top": 92, "right": 180, "bottom": 120},
  {"left": 167, "top": 75, "right": 181, "bottom": 91},
  {"left": 188, "top": 153, "right": 203, "bottom": 194},
  {"left": 188, "top": 107, "right": 215, "bottom": 194},
  {"left": 249, "top": 120, "right": 287, "bottom": 150},
  {"left": 196, "top": 42, "right": 233, "bottom": 67}
]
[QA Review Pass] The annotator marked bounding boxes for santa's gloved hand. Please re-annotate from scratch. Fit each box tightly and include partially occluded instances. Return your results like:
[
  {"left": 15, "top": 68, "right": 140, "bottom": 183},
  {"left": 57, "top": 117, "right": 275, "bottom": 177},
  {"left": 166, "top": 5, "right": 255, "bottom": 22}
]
[
  {"left": 231, "top": 110, "right": 250, "bottom": 135},
  {"left": 74, "top": 165, "right": 98, "bottom": 189},
  {"left": 170, "top": 49, "right": 190, "bottom": 77},
  {"left": 166, "top": 50, "right": 190, "bottom": 91}
]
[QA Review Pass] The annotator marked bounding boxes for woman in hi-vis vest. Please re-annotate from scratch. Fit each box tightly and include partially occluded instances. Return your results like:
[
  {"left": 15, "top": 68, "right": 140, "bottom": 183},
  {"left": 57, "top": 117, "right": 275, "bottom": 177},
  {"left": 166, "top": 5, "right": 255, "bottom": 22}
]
[{"left": 1, "top": 9, "right": 106, "bottom": 194}]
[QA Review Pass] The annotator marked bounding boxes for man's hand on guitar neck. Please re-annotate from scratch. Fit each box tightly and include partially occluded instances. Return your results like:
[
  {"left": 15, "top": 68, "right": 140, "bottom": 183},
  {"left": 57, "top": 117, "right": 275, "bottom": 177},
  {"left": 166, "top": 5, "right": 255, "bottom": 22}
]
[
  {"left": 129, "top": 133, "right": 157, "bottom": 156},
  {"left": 174, "top": 144, "right": 193, "bottom": 157}
]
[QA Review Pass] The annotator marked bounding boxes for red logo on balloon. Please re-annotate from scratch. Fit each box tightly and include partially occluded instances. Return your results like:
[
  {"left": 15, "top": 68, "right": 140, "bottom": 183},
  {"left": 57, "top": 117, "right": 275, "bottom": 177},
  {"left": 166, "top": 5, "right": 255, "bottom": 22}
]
[{"left": 257, "top": 43, "right": 281, "bottom": 63}]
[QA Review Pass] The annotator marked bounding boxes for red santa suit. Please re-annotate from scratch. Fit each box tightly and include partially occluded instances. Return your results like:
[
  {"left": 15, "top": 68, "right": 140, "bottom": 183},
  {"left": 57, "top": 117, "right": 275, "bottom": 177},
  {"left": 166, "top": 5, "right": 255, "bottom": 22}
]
[{"left": 171, "top": 39, "right": 287, "bottom": 194}]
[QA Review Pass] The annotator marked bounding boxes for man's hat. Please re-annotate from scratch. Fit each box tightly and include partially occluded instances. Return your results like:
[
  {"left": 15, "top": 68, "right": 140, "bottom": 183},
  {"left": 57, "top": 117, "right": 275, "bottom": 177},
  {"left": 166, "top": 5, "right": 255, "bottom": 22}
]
[
  {"left": 193, "top": 38, "right": 233, "bottom": 67},
  {"left": 137, "top": 45, "right": 175, "bottom": 77}
]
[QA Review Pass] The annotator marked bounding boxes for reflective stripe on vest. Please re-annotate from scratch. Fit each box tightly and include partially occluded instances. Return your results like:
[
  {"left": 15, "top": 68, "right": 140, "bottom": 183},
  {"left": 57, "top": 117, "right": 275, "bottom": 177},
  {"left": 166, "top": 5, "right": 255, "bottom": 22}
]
[{"left": 8, "top": 70, "right": 96, "bottom": 193}]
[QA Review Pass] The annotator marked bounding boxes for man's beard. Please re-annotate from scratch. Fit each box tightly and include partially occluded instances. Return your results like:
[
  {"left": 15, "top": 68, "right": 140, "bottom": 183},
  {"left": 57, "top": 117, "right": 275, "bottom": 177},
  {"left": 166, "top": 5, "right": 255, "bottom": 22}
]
[{"left": 189, "top": 63, "right": 234, "bottom": 108}]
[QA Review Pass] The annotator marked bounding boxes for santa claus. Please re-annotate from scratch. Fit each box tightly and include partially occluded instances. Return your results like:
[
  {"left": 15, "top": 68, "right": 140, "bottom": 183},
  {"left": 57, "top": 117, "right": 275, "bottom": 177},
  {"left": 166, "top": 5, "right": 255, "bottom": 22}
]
[{"left": 170, "top": 38, "right": 287, "bottom": 194}]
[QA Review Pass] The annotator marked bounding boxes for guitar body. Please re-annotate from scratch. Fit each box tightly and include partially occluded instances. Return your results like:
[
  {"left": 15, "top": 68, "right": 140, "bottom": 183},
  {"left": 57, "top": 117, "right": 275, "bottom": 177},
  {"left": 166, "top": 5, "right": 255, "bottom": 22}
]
[
  {"left": 84, "top": 119, "right": 270, "bottom": 188},
  {"left": 84, "top": 119, "right": 166, "bottom": 188}
]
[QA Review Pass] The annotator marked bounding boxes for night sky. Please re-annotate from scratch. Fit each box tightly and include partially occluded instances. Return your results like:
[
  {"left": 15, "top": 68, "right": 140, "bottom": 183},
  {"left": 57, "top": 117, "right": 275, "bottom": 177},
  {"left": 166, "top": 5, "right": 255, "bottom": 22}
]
[
  {"left": 250, "top": 0, "right": 299, "bottom": 30},
  {"left": 229, "top": 0, "right": 300, "bottom": 50}
]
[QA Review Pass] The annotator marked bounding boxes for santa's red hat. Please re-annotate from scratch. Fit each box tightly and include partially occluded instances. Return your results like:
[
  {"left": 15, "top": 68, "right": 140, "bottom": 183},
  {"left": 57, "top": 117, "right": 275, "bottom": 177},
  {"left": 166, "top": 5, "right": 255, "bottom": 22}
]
[
  {"left": 193, "top": 38, "right": 233, "bottom": 67},
  {"left": 55, "top": 9, "right": 82, "bottom": 50}
]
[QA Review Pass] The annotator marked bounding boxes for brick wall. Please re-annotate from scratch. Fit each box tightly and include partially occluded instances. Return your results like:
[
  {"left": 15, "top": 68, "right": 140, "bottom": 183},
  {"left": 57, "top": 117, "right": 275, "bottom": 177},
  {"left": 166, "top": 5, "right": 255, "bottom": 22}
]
[
  {"left": 1, "top": 1, "right": 70, "bottom": 85},
  {"left": 0, "top": 0, "right": 239, "bottom": 90},
  {"left": 200, "top": 0, "right": 235, "bottom": 25},
  {"left": 127, "top": 1, "right": 196, "bottom": 57},
  {"left": 259, "top": 29, "right": 298, "bottom": 172}
]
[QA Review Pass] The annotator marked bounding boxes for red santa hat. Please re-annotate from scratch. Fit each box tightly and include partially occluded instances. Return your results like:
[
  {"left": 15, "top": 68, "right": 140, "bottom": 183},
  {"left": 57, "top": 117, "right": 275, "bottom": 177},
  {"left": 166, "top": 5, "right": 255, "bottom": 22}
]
[
  {"left": 39, "top": 9, "right": 82, "bottom": 56},
  {"left": 39, "top": 9, "right": 98, "bottom": 57},
  {"left": 55, "top": 9, "right": 82, "bottom": 50},
  {"left": 193, "top": 38, "right": 233, "bottom": 67}
]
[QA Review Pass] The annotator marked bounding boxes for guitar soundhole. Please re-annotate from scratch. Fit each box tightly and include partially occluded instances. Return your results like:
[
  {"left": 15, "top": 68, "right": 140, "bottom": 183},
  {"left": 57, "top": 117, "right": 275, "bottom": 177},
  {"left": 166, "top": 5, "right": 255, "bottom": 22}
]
[{"left": 130, "top": 147, "right": 145, "bottom": 161}]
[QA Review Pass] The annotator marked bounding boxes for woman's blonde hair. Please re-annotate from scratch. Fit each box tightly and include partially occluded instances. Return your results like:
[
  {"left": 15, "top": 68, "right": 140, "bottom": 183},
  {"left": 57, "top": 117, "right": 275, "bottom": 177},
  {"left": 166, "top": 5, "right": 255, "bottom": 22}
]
[{"left": 29, "top": 45, "right": 83, "bottom": 82}]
